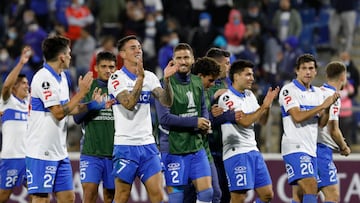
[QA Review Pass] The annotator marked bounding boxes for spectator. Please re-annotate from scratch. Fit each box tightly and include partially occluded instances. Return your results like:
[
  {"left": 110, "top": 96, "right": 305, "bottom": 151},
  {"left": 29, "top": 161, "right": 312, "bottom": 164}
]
[
  {"left": 277, "top": 36, "right": 303, "bottom": 86},
  {"left": 142, "top": 12, "right": 158, "bottom": 72},
  {"left": 65, "top": 0, "right": 94, "bottom": 41},
  {"left": 89, "top": 35, "right": 121, "bottom": 78},
  {"left": 4, "top": 26, "right": 23, "bottom": 60},
  {"left": 23, "top": 21, "right": 47, "bottom": 70},
  {"left": 224, "top": 9, "right": 246, "bottom": 55},
  {"left": 124, "top": 0, "right": 146, "bottom": 38},
  {"left": 272, "top": 0, "right": 302, "bottom": 42},
  {"left": 339, "top": 51, "right": 359, "bottom": 99},
  {"left": 339, "top": 82, "right": 355, "bottom": 145},
  {"left": 329, "top": 0, "right": 357, "bottom": 53},
  {"left": 190, "top": 12, "right": 219, "bottom": 58},
  {"left": 29, "top": 0, "right": 51, "bottom": 31},
  {"left": 90, "top": 0, "right": 126, "bottom": 39},
  {"left": 72, "top": 26, "right": 96, "bottom": 80},
  {"left": 158, "top": 31, "right": 179, "bottom": 71},
  {"left": 0, "top": 47, "right": 14, "bottom": 83}
]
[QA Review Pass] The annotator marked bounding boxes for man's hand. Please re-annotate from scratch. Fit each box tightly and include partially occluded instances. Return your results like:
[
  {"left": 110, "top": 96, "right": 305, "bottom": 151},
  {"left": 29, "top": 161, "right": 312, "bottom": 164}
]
[
  {"left": 340, "top": 145, "right": 351, "bottom": 156},
  {"left": 20, "top": 46, "right": 32, "bottom": 65},
  {"left": 198, "top": 117, "right": 211, "bottom": 131},
  {"left": 135, "top": 57, "right": 144, "bottom": 78},
  {"left": 163, "top": 60, "right": 178, "bottom": 79},
  {"left": 262, "top": 86, "right": 280, "bottom": 108},
  {"left": 234, "top": 110, "right": 244, "bottom": 122},
  {"left": 322, "top": 92, "right": 340, "bottom": 109},
  {"left": 78, "top": 72, "right": 93, "bottom": 95},
  {"left": 213, "top": 89, "right": 227, "bottom": 100},
  {"left": 211, "top": 104, "right": 224, "bottom": 117}
]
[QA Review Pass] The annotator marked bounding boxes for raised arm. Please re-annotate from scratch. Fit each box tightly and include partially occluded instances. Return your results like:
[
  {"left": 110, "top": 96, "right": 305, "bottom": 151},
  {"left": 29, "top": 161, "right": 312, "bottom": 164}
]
[
  {"left": 1, "top": 47, "right": 31, "bottom": 101},
  {"left": 152, "top": 60, "right": 178, "bottom": 107}
]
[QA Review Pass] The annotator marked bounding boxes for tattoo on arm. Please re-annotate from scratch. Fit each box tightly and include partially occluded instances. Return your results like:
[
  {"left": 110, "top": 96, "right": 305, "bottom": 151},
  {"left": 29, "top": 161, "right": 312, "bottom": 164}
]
[
  {"left": 155, "top": 79, "right": 173, "bottom": 107},
  {"left": 118, "top": 78, "right": 144, "bottom": 110},
  {"left": 62, "top": 104, "right": 70, "bottom": 115}
]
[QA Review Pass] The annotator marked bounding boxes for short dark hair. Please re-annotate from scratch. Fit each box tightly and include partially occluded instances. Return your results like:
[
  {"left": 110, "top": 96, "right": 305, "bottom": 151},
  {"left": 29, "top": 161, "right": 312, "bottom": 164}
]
[
  {"left": 191, "top": 57, "right": 221, "bottom": 77},
  {"left": 96, "top": 51, "right": 117, "bottom": 65},
  {"left": 173, "top": 43, "right": 194, "bottom": 55},
  {"left": 42, "top": 35, "right": 70, "bottom": 62},
  {"left": 15, "top": 74, "right": 27, "bottom": 84},
  {"left": 296, "top": 54, "right": 317, "bottom": 70},
  {"left": 326, "top": 61, "right": 346, "bottom": 80},
  {"left": 116, "top": 35, "right": 138, "bottom": 51},
  {"left": 229, "top": 59, "right": 254, "bottom": 82},
  {"left": 206, "top": 47, "right": 230, "bottom": 58}
]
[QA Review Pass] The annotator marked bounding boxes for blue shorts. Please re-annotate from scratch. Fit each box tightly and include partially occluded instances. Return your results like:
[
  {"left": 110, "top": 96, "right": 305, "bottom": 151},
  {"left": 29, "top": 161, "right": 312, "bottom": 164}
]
[
  {"left": 224, "top": 150, "right": 272, "bottom": 192},
  {"left": 316, "top": 143, "right": 338, "bottom": 188},
  {"left": 80, "top": 155, "right": 115, "bottom": 189},
  {"left": 283, "top": 152, "right": 318, "bottom": 185},
  {"left": 163, "top": 149, "right": 211, "bottom": 187},
  {"left": 0, "top": 158, "right": 27, "bottom": 189},
  {"left": 112, "top": 144, "right": 162, "bottom": 184},
  {"left": 25, "top": 157, "right": 73, "bottom": 194}
]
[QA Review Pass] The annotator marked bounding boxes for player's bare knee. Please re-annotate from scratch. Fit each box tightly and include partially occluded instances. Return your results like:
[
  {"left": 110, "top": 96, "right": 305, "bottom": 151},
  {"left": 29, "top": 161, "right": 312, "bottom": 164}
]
[{"left": 259, "top": 191, "right": 274, "bottom": 203}]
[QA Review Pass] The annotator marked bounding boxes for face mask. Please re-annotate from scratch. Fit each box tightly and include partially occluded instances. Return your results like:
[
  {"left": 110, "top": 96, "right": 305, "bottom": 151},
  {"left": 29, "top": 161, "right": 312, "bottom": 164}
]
[
  {"left": 169, "top": 38, "right": 179, "bottom": 46},
  {"left": 146, "top": 21, "right": 156, "bottom": 27},
  {"left": 199, "top": 19, "right": 210, "bottom": 27},
  {"left": 78, "top": 0, "right": 84, "bottom": 5},
  {"left": 23, "top": 16, "right": 34, "bottom": 24},
  {"left": 156, "top": 15, "right": 164, "bottom": 22},
  {"left": 146, "top": 27, "right": 156, "bottom": 36},
  {"left": 8, "top": 31, "right": 17, "bottom": 39},
  {"left": 0, "top": 52, "right": 9, "bottom": 61},
  {"left": 234, "top": 19, "right": 240, "bottom": 25},
  {"left": 28, "top": 24, "right": 39, "bottom": 32}
]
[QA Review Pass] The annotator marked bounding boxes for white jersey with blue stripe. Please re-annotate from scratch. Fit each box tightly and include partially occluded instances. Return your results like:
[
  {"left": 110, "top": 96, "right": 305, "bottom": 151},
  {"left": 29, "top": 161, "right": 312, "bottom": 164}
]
[
  {"left": 279, "top": 79, "right": 325, "bottom": 157},
  {"left": 318, "top": 83, "right": 340, "bottom": 150},
  {"left": 108, "top": 67, "right": 161, "bottom": 146},
  {"left": 218, "top": 87, "right": 259, "bottom": 160},
  {"left": 26, "top": 64, "right": 70, "bottom": 161},
  {"left": 0, "top": 94, "right": 28, "bottom": 158}
]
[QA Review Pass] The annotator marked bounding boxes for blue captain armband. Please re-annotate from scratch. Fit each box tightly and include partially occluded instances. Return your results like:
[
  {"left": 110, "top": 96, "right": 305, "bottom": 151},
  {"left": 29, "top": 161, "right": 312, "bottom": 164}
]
[{"left": 86, "top": 100, "right": 105, "bottom": 111}]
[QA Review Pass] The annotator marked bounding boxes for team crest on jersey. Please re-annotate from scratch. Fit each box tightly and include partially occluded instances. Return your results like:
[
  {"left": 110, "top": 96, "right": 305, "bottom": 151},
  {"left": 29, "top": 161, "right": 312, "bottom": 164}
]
[
  {"left": 282, "top": 89, "right": 289, "bottom": 96},
  {"left": 223, "top": 95, "right": 230, "bottom": 102},
  {"left": 111, "top": 74, "right": 118, "bottom": 80},
  {"left": 42, "top": 82, "right": 50, "bottom": 89}
]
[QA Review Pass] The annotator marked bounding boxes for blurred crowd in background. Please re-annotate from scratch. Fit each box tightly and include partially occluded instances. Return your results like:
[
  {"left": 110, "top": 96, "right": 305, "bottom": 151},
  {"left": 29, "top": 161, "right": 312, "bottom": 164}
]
[{"left": 1, "top": 0, "right": 360, "bottom": 152}]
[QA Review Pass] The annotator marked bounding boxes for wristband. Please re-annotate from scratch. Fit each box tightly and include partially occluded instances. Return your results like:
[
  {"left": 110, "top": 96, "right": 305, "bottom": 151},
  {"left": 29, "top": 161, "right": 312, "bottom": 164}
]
[{"left": 87, "top": 100, "right": 105, "bottom": 111}]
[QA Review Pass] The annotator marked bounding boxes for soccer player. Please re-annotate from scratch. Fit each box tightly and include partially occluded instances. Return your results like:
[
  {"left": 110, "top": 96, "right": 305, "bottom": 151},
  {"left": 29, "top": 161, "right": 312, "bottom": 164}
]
[
  {"left": 155, "top": 43, "right": 213, "bottom": 203},
  {"left": 317, "top": 61, "right": 351, "bottom": 203},
  {"left": 206, "top": 47, "right": 234, "bottom": 203},
  {"left": 73, "top": 51, "right": 117, "bottom": 203},
  {"left": 0, "top": 46, "right": 31, "bottom": 202},
  {"left": 107, "top": 35, "right": 177, "bottom": 203},
  {"left": 26, "top": 35, "right": 96, "bottom": 203},
  {"left": 278, "top": 54, "right": 340, "bottom": 203},
  {"left": 217, "top": 59, "right": 279, "bottom": 203},
  {"left": 183, "top": 56, "right": 221, "bottom": 203}
]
